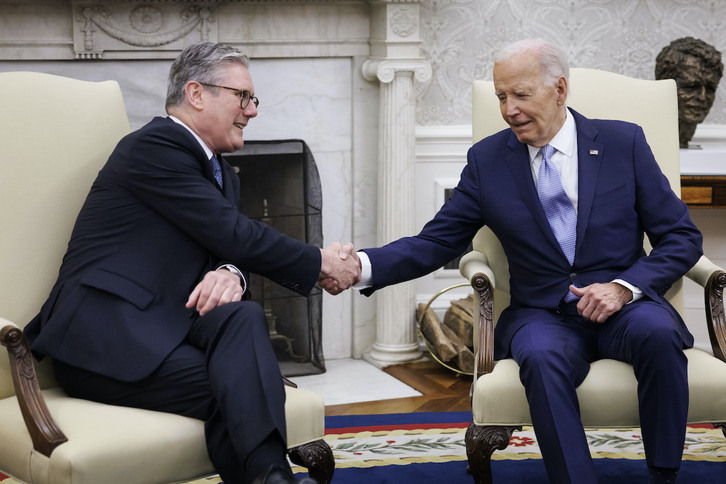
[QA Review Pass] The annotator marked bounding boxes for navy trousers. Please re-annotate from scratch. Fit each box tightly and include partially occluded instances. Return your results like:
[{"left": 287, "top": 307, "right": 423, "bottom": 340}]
[
  {"left": 509, "top": 300, "right": 689, "bottom": 484},
  {"left": 53, "top": 300, "right": 288, "bottom": 484}
]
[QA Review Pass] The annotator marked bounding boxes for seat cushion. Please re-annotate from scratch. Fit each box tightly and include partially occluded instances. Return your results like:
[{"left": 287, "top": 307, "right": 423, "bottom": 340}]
[
  {"left": 472, "top": 348, "right": 726, "bottom": 428},
  {"left": 0, "top": 386, "right": 324, "bottom": 484}
]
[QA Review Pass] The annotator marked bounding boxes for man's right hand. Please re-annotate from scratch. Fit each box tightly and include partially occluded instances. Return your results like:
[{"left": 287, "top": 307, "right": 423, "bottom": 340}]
[
  {"left": 319, "top": 242, "right": 361, "bottom": 295},
  {"left": 570, "top": 282, "right": 632, "bottom": 323}
]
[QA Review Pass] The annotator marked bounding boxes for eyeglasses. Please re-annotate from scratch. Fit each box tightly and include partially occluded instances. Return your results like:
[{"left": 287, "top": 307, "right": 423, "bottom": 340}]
[{"left": 199, "top": 83, "right": 259, "bottom": 109}]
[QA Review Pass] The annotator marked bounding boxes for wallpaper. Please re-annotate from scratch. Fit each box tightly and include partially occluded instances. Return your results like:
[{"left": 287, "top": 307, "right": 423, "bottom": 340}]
[{"left": 416, "top": 0, "right": 726, "bottom": 126}]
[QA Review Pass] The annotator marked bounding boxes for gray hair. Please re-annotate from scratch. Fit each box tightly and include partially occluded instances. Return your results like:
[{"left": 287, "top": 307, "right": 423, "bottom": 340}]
[
  {"left": 494, "top": 38, "right": 569, "bottom": 85},
  {"left": 165, "top": 42, "right": 250, "bottom": 110}
]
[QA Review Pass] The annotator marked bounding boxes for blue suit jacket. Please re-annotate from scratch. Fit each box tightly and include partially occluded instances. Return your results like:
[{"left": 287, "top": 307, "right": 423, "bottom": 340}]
[
  {"left": 363, "top": 109, "right": 703, "bottom": 358},
  {"left": 25, "top": 117, "right": 321, "bottom": 381}
]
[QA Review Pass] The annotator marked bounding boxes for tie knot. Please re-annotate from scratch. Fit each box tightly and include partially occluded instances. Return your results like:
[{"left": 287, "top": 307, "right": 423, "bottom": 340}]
[{"left": 541, "top": 144, "right": 555, "bottom": 162}]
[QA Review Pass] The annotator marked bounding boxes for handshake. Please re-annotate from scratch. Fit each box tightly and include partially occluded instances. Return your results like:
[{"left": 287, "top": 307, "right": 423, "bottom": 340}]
[{"left": 318, "top": 242, "right": 362, "bottom": 295}]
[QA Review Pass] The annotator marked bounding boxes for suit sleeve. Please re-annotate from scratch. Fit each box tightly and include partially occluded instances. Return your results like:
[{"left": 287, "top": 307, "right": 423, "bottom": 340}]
[
  {"left": 361, "top": 148, "right": 486, "bottom": 295},
  {"left": 616, "top": 126, "right": 703, "bottom": 300},
  {"left": 116, "top": 125, "right": 321, "bottom": 295}
]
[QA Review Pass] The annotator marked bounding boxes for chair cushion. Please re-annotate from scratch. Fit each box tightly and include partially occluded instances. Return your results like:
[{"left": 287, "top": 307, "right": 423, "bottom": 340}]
[
  {"left": 0, "top": 386, "right": 324, "bottom": 484},
  {"left": 472, "top": 348, "right": 726, "bottom": 428}
]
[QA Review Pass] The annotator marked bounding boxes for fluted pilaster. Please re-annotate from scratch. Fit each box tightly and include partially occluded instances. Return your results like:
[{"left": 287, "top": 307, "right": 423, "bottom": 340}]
[{"left": 361, "top": 0, "right": 431, "bottom": 366}]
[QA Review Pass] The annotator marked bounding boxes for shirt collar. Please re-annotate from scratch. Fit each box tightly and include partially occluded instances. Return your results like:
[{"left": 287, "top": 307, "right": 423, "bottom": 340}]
[
  {"left": 168, "top": 115, "right": 215, "bottom": 160},
  {"left": 526, "top": 108, "right": 576, "bottom": 161}
]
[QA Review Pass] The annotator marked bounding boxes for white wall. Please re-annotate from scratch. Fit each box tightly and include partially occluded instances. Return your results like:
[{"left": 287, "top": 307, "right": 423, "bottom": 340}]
[{"left": 416, "top": 0, "right": 726, "bottom": 126}]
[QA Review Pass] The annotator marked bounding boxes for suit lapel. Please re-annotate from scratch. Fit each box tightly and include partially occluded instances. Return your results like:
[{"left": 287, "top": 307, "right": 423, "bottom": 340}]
[
  {"left": 164, "top": 117, "right": 221, "bottom": 190},
  {"left": 504, "top": 132, "right": 566, "bottom": 257},
  {"left": 571, "top": 111, "right": 604, "bottom": 258}
]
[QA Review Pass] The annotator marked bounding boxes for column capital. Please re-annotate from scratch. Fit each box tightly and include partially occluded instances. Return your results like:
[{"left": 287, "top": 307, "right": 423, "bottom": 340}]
[{"left": 362, "top": 57, "right": 432, "bottom": 83}]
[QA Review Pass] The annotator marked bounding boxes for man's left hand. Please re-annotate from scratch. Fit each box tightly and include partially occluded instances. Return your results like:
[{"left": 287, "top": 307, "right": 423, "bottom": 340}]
[
  {"left": 570, "top": 282, "right": 632, "bottom": 323},
  {"left": 186, "top": 269, "right": 244, "bottom": 316}
]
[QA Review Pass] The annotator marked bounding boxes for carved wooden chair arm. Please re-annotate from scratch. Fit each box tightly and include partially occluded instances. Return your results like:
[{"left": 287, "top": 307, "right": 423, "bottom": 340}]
[
  {"left": 686, "top": 256, "right": 726, "bottom": 362},
  {"left": 704, "top": 269, "right": 726, "bottom": 362},
  {"left": 459, "top": 252, "right": 496, "bottom": 382},
  {"left": 0, "top": 320, "right": 67, "bottom": 457}
]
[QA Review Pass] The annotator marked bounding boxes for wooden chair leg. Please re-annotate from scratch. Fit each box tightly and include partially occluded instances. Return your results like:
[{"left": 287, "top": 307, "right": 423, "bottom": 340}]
[
  {"left": 288, "top": 439, "right": 334, "bottom": 484},
  {"left": 465, "top": 423, "right": 520, "bottom": 484},
  {"left": 713, "top": 423, "right": 726, "bottom": 439}
]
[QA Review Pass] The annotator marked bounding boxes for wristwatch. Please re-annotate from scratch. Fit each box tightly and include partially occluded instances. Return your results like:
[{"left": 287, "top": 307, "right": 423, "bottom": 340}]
[{"left": 216, "top": 264, "right": 247, "bottom": 296}]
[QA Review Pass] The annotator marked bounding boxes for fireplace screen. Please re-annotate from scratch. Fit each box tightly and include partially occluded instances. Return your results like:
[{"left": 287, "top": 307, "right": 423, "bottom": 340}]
[{"left": 227, "top": 140, "right": 324, "bottom": 376}]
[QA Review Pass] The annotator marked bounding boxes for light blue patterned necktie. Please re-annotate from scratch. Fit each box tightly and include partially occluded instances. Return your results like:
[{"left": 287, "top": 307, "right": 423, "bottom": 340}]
[
  {"left": 537, "top": 144, "right": 578, "bottom": 301},
  {"left": 210, "top": 155, "right": 223, "bottom": 188}
]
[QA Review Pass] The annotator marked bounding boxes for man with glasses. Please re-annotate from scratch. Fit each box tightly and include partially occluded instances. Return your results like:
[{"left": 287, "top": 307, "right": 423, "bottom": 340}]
[{"left": 25, "top": 42, "right": 360, "bottom": 484}]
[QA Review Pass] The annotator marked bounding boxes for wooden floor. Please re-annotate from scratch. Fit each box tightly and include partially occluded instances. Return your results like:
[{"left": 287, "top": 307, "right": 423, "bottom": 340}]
[{"left": 324, "top": 356, "right": 473, "bottom": 416}]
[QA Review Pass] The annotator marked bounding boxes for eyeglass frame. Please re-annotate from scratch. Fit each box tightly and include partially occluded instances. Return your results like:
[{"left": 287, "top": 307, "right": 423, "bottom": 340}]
[{"left": 198, "top": 82, "right": 259, "bottom": 109}]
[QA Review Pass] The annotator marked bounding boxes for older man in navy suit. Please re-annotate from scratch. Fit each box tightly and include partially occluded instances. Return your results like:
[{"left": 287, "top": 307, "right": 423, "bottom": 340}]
[
  {"left": 344, "top": 39, "right": 703, "bottom": 484},
  {"left": 25, "top": 42, "right": 360, "bottom": 484}
]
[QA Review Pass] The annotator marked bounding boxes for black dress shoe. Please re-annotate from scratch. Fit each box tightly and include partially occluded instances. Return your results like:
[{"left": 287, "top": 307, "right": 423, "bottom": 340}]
[{"left": 253, "top": 466, "right": 318, "bottom": 484}]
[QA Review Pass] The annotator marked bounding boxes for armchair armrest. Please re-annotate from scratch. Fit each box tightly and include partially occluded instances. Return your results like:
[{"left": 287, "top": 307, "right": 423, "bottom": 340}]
[
  {"left": 686, "top": 256, "right": 726, "bottom": 362},
  {"left": 1, "top": 319, "right": 67, "bottom": 457},
  {"left": 459, "top": 252, "right": 496, "bottom": 381}
]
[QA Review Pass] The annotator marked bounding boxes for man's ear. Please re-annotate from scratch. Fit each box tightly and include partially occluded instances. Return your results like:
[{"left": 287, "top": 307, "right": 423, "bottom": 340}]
[
  {"left": 556, "top": 76, "right": 568, "bottom": 106},
  {"left": 185, "top": 81, "right": 205, "bottom": 111}
]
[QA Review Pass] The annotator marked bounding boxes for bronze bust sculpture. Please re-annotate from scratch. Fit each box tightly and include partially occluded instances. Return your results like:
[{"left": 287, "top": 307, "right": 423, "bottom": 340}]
[{"left": 655, "top": 37, "right": 723, "bottom": 148}]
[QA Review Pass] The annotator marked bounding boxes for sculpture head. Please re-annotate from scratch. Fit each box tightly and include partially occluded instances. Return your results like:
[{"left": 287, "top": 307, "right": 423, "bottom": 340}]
[{"left": 656, "top": 37, "right": 723, "bottom": 148}]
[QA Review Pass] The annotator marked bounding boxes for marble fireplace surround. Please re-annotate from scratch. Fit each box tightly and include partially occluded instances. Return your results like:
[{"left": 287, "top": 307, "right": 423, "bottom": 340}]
[{"left": 0, "top": 0, "right": 432, "bottom": 365}]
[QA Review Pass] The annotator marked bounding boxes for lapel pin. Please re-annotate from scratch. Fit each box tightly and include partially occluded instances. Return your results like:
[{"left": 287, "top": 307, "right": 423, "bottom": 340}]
[{"left": 589, "top": 149, "right": 599, "bottom": 155}]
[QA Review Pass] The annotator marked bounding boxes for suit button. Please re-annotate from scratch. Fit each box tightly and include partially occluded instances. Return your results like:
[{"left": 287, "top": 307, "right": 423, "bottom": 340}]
[{"left": 569, "top": 273, "right": 578, "bottom": 281}]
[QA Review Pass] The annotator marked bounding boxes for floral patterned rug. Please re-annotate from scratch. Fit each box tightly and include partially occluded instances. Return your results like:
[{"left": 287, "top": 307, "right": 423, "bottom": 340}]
[
  {"left": 3, "top": 412, "right": 724, "bottom": 483},
  {"left": 317, "top": 412, "right": 726, "bottom": 470}
]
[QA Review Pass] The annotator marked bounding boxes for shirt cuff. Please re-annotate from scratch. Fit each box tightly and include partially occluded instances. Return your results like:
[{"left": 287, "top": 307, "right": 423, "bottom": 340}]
[
  {"left": 353, "top": 251, "right": 373, "bottom": 289},
  {"left": 217, "top": 264, "right": 247, "bottom": 295},
  {"left": 612, "top": 279, "right": 643, "bottom": 304}
]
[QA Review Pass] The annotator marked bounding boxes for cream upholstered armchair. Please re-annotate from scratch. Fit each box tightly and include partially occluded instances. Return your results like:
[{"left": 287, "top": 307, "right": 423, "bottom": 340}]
[
  {"left": 460, "top": 68, "right": 726, "bottom": 484},
  {"left": 0, "top": 72, "right": 333, "bottom": 484}
]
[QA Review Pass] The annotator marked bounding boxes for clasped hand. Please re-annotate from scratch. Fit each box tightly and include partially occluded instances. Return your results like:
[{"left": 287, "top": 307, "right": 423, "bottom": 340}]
[
  {"left": 319, "top": 242, "right": 362, "bottom": 295},
  {"left": 186, "top": 269, "right": 244, "bottom": 316},
  {"left": 570, "top": 282, "right": 632, "bottom": 323}
]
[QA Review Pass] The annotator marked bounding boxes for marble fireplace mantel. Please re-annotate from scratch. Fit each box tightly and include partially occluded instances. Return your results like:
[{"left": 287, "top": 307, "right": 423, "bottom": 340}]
[
  {"left": 0, "top": 0, "right": 431, "bottom": 366},
  {"left": 0, "top": 0, "right": 437, "bottom": 60}
]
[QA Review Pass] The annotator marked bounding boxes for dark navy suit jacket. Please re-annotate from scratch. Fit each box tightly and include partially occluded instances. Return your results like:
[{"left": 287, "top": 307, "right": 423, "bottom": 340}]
[
  {"left": 363, "top": 109, "right": 703, "bottom": 359},
  {"left": 25, "top": 116, "right": 321, "bottom": 381}
]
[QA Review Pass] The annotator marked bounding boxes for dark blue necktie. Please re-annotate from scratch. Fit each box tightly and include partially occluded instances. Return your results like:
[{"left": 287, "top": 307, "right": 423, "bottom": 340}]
[
  {"left": 537, "top": 144, "right": 578, "bottom": 301},
  {"left": 210, "top": 155, "right": 223, "bottom": 188}
]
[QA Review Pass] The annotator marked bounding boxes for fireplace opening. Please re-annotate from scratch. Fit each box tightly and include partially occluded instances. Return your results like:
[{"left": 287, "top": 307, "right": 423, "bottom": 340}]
[{"left": 227, "top": 140, "right": 325, "bottom": 377}]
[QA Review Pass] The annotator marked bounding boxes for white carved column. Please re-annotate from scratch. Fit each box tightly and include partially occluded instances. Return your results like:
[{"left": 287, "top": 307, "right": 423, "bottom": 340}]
[{"left": 362, "top": 0, "right": 431, "bottom": 367}]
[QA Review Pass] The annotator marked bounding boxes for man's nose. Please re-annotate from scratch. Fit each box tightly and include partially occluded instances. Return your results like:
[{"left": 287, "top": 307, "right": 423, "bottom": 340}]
[
  {"left": 244, "top": 103, "right": 258, "bottom": 118},
  {"left": 697, "top": 85, "right": 708, "bottom": 100},
  {"left": 505, "top": 99, "right": 520, "bottom": 117}
]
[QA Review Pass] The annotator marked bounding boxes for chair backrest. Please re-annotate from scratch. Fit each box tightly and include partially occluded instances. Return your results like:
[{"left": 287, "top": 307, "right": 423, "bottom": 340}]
[
  {"left": 0, "top": 72, "right": 130, "bottom": 397},
  {"left": 471, "top": 68, "right": 683, "bottom": 323}
]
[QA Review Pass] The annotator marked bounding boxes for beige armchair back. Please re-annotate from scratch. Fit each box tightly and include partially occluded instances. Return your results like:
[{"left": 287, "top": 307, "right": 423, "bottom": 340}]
[{"left": 0, "top": 72, "right": 130, "bottom": 398}]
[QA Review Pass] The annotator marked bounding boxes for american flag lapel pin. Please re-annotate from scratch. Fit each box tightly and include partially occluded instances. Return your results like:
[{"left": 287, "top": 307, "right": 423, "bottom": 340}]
[{"left": 589, "top": 149, "right": 599, "bottom": 155}]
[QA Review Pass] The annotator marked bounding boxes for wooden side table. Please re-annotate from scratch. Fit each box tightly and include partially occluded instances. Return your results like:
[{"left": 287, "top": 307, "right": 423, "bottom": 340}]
[
  {"left": 680, "top": 144, "right": 726, "bottom": 208},
  {"left": 681, "top": 175, "right": 726, "bottom": 208}
]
